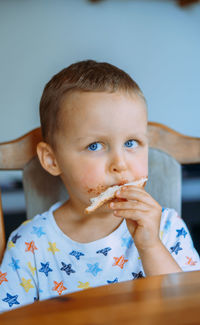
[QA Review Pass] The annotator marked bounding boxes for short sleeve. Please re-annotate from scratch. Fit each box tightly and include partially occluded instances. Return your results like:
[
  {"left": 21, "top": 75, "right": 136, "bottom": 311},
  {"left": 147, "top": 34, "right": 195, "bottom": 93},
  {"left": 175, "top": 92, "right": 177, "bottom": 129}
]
[
  {"left": 0, "top": 230, "right": 38, "bottom": 314},
  {"left": 160, "top": 208, "right": 200, "bottom": 272}
]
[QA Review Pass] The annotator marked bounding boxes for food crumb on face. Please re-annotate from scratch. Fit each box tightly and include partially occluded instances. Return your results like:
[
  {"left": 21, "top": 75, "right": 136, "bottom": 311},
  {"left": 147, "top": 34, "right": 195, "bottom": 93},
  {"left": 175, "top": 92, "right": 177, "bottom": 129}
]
[
  {"left": 86, "top": 180, "right": 129, "bottom": 197},
  {"left": 87, "top": 185, "right": 107, "bottom": 196}
]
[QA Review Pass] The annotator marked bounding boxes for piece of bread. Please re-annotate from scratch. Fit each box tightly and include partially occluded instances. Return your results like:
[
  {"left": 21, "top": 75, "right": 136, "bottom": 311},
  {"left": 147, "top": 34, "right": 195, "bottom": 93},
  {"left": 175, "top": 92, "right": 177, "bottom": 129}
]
[{"left": 85, "top": 177, "right": 148, "bottom": 214}]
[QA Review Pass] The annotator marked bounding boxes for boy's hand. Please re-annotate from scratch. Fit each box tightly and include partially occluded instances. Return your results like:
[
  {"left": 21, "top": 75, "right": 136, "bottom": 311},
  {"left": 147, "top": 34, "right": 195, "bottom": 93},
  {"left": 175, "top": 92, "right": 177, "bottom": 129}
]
[{"left": 110, "top": 185, "right": 162, "bottom": 252}]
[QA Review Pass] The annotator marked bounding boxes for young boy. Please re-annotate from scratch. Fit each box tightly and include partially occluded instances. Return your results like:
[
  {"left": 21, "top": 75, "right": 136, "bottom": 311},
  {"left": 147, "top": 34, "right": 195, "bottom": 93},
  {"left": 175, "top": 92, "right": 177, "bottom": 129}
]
[{"left": 0, "top": 60, "right": 199, "bottom": 313}]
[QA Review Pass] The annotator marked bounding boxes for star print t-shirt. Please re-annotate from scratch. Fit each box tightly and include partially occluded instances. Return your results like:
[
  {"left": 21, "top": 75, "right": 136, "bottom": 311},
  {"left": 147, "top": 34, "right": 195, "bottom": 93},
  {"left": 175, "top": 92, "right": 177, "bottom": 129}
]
[{"left": 0, "top": 202, "right": 200, "bottom": 313}]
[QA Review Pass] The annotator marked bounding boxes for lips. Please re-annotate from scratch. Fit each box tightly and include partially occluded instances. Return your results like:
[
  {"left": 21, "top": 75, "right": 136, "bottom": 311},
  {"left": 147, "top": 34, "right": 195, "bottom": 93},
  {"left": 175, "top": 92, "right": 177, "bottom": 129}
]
[{"left": 109, "top": 180, "right": 130, "bottom": 187}]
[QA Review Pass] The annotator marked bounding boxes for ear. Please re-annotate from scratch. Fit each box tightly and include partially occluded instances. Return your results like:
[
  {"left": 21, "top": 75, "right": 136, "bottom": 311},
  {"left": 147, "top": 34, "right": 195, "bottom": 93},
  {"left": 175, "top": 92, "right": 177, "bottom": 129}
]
[{"left": 36, "top": 142, "right": 61, "bottom": 176}]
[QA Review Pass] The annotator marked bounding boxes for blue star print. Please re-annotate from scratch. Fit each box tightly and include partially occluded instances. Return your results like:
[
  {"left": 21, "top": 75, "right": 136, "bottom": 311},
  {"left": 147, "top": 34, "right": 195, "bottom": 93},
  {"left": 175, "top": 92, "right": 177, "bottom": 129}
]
[
  {"left": 164, "top": 219, "right": 171, "bottom": 232},
  {"left": 86, "top": 263, "right": 102, "bottom": 276},
  {"left": 60, "top": 262, "right": 76, "bottom": 275},
  {"left": 96, "top": 247, "right": 112, "bottom": 256},
  {"left": 107, "top": 278, "right": 118, "bottom": 284},
  {"left": 121, "top": 237, "right": 133, "bottom": 248},
  {"left": 170, "top": 242, "right": 183, "bottom": 255},
  {"left": 11, "top": 233, "right": 21, "bottom": 244},
  {"left": 69, "top": 250, "right": 85, "bottom": 260},
  {"left": 39, "top": 262, "right": 53, "bottom": 277},
  {"left": 176, "top": 227, "right": 187, "bottom": 238},
  {"left": 2, "top": 293, "right": 20, "bottom": 308},
  {"left": 9, "top": 257, "right": 20, "bottom": 271},
  {"left": 132, "top": 271, "right": 144, "bottom": 279},
  {"left": 31, "top": 226, "right": 46, "bottom": 238}
]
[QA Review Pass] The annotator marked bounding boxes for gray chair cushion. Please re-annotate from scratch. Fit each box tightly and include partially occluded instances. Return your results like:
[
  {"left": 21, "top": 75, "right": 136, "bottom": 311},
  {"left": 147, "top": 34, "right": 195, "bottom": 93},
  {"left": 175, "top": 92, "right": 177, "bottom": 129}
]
[
  {"left": 146, "top": 148, "right": 181, "bottom": 215},
  {"left": 23, "top": 148, "right": 181, "bottom": 219},
  {"left": 23, "top": 157, "right": 68, "bottom": 219}
]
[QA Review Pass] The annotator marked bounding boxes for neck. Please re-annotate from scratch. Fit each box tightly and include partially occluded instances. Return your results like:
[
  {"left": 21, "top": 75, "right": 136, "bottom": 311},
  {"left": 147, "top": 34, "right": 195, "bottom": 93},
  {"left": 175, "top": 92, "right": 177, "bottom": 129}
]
[{"left": 53, "top": 199, "right": 123, "bottom": 243}]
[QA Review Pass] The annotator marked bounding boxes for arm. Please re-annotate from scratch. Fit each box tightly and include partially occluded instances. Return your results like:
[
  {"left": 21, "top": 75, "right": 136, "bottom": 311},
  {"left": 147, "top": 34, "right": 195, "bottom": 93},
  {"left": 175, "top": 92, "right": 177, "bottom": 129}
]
[
  {"left": 161, "top": 208, "right": 200, "bottom": 272},
  {"left": 138, "top": 241, "right": 182, "bottom": 276}
]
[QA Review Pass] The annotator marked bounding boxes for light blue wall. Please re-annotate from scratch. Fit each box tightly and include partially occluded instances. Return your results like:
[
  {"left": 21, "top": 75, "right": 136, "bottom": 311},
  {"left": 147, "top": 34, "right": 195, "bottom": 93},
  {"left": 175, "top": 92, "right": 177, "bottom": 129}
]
[{"left": 0, "top": 0, "right": 200, "bottom": 144}]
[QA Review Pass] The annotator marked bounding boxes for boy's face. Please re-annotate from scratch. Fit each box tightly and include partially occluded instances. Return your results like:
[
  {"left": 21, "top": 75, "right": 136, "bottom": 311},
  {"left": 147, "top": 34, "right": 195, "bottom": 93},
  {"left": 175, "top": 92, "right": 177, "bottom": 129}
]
[{"left": 53, "top": 90, "right": 148, "bottom": 213}]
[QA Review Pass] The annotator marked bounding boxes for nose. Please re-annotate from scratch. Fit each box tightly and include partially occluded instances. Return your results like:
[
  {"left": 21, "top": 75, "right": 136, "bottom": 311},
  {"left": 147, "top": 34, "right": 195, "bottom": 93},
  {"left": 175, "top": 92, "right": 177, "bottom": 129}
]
[{"left": 109, "top": 151, "right": 127, "bottom": 174}]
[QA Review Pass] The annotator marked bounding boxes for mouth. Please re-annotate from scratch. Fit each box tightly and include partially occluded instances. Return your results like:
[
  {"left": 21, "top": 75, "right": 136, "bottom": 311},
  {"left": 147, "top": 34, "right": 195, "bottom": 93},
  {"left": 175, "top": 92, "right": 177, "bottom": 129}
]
[
  {"left": 109, "top": 180, "right": 130, "bottom": 187},
  {"left": 87, "top": 181, "right": 129, "bottom": 197}
]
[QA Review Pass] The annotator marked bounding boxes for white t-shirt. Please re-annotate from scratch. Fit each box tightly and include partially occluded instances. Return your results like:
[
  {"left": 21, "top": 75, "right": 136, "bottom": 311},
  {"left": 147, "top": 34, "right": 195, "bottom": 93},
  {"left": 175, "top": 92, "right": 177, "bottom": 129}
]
[{"left": 0, "top": 202, "right": 199, "bottom": 313}]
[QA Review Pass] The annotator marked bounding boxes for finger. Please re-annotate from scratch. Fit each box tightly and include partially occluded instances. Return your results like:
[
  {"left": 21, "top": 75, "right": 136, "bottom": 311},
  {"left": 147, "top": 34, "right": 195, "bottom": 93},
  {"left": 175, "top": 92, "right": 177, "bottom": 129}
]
[
  {"left": 110, "top": 201, "right": 149, "bottom": 212},
  {"left": 113, "top": 209, "right": 149, "bottom": 220},
  {"left": 116, "top": 187, "right": 155, "bottom": 206},
  {"left": 117, "top": 186, "right": 162, "bottom": 210}
]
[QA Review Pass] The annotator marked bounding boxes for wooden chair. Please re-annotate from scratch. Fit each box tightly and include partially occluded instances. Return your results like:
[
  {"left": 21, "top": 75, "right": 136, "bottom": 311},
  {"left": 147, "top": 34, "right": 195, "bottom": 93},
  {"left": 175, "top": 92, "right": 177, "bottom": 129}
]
[{"left": 0, "top": 122, "right": 200, "bottom": 262}]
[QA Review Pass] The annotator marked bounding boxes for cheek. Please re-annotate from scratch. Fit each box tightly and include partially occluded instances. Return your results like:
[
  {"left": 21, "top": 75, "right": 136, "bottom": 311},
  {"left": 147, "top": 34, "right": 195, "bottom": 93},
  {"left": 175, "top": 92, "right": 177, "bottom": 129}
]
[
  {"left": 129, "top": 151, "right": 148, "bottom": 178},
  {"left": 75, "top": 161, "right": 106, "bottom": 193}
]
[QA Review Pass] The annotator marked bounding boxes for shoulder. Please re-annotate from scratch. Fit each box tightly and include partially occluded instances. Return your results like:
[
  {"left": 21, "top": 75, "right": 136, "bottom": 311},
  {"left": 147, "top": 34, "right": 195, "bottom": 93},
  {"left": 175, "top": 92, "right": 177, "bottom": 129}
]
[{"left": 6, "top": 202, "right": 61, "bottom": 251}]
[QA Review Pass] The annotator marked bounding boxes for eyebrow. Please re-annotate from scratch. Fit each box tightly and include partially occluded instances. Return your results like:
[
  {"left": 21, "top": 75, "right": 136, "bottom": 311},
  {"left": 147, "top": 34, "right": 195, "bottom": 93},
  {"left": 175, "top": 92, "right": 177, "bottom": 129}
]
[
  {"left": 127, "top": 133, "right": 148, "bottom": 142},
  {"left": 75, "top": 133, "right": 148, "bottom": 143}
]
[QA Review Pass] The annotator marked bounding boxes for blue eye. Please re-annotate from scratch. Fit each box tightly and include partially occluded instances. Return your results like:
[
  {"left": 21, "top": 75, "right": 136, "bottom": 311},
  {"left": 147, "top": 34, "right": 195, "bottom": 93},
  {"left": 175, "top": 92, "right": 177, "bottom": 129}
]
[
  {"left": 124, "top": 140, "right": 138, "bottom": 148},
  {"left": 88, "top": 142, "right": 102, "bottom": 151}
]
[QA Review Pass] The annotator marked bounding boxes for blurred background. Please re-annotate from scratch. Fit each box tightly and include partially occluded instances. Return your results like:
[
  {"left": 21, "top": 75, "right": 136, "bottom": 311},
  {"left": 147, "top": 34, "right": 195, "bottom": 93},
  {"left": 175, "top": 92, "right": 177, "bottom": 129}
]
[{"left": 0, "top": 0, "right": 200, "bottom": 253}]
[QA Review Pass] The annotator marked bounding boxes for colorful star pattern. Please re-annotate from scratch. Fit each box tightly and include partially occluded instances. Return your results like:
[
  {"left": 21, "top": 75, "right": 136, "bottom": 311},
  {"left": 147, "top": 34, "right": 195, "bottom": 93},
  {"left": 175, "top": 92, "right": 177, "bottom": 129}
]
[
  {"left": 11, "top": 233, "right": 21, "bottom": 244},
  {"left": 22, "top": 220, "right": 31, "bottom": 226},
  {"left": 9, "top": 257, "right": 20, "bottom": 271},
  {"left": 0, "top": 204, "right": 200, "bottom": 313},
  {"left": 86, "top": 263, "right": 103, "bottom": 276},
  {"left": 0, "top": 271, "right": 8, "bottom": 285},
  {"left": 60, "top": 262, "right": 76, "bottom": 275},
  {"left": 185, "top": 256, "right": 197, "bottom": 266},
  {"left": 2, "top": 293, "right": 20, "bottom": 307},
  {"left": 96, "top": 247, "right": 111, "bottom": 256},
  {"left": 7, "top": 241, "right": 15, "bottom": 250},
  {"left": 113, "top": 255, "right": 128, "bottom": 269},
  {"left": 176, "top": 227, "right": 187, "bottom": 238},
  {"left": 52, "top": 280, "right": 67, "bottom": 296},
  {"left": 132, "top": 271, "right": 144, "bottom": 279},
  {"left": 25, "top": 241, "right": 38, "bottom": 253},
  {"left": 69, "top": 250, "right": 85, "bottom": 260},
  {"left": 107, "top": 278, "right": 118, "bottom": 284},
  {"left": 47, "top": 242, "right": 60, "bottom": 254},
  {"left": 31, "top": 226, "right": 46, "bottom": 238},
  {"left": 20, "top": 277, "right": 34, "bottom": 292},
  {"left": 27, "top": 262, "right": 36, "bottom": 276},
  {"left": 39, "top": 262, "right": 53, "bottom": 277},
  {"left": 170, "top": 242, "right": 183, "bottom": 255},
  {"left": 77, "top": 281, "right": 91, "bottom": 289},
  {"left": 164, "top": 219, "right": 171, "bottom": 232},
  {"left": 121, "top": 237, "right": 133, "bottom": 248}
]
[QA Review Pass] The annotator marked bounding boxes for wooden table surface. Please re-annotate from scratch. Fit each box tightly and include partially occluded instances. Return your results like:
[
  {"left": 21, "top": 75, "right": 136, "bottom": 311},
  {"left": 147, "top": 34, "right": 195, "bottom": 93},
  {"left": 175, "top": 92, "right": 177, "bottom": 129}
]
[{"left": 1, "top": 270, "right": 200, "bottom": 325}]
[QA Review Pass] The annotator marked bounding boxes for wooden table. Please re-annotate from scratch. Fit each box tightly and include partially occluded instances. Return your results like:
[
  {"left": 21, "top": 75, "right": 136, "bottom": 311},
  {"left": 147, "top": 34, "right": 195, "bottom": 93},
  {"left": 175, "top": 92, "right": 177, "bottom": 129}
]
[{"left": 1, "top": 271, "right": 200, "bottom": 325}]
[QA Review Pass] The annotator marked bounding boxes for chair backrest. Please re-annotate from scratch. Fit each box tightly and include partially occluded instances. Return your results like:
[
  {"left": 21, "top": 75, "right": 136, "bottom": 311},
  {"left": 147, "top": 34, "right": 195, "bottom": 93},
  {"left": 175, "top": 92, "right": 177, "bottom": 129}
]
[{"left": 0, "top": 122, "right": 200, "bottom": 262}]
